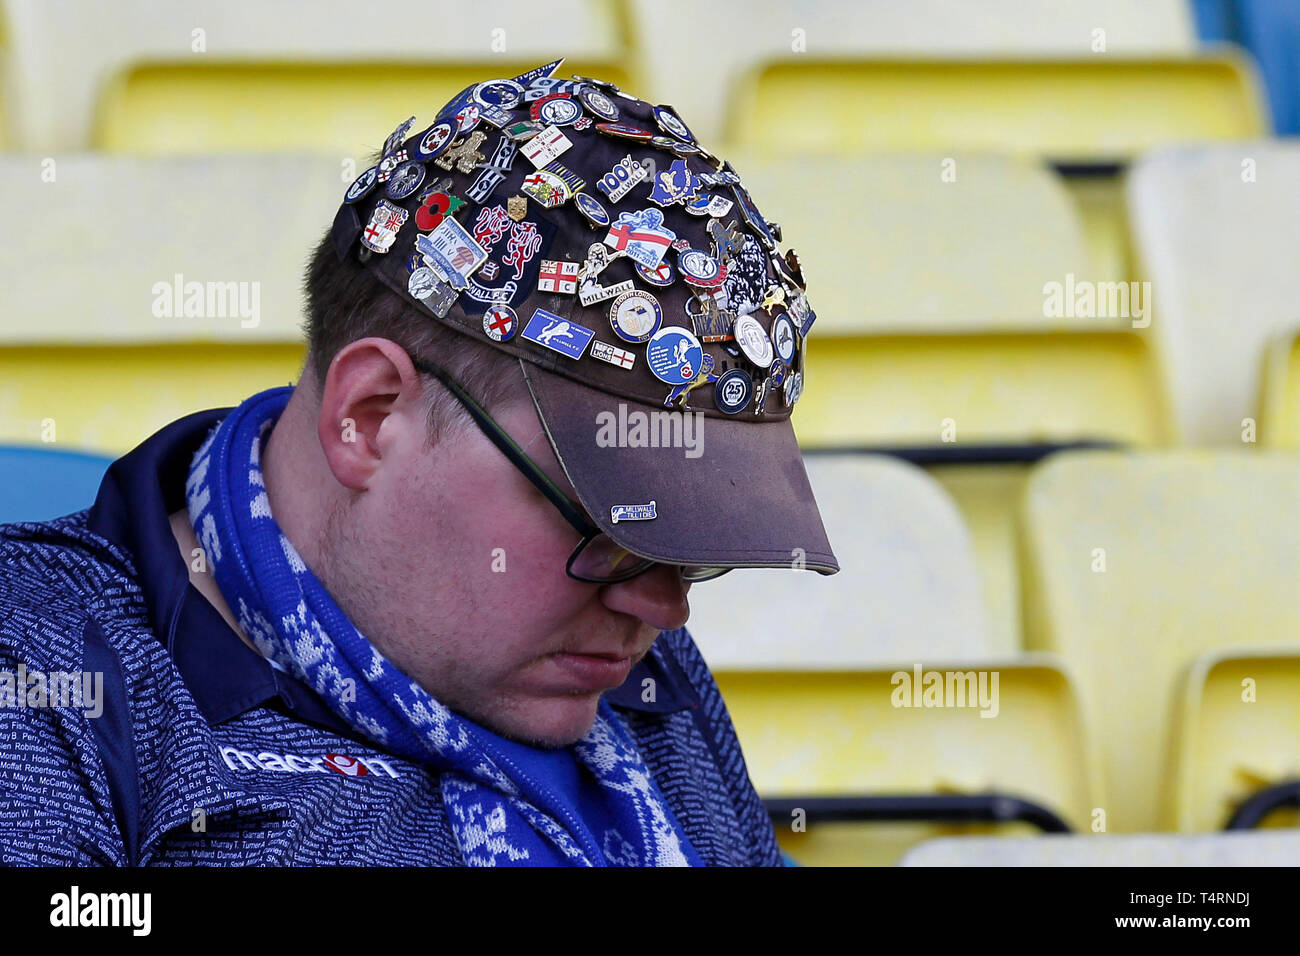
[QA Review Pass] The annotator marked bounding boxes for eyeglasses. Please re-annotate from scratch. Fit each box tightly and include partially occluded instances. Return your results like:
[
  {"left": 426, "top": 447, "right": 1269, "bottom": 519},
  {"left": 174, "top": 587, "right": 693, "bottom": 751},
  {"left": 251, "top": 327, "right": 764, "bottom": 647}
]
[{"left": 407, "top": 353, "right": 731, "bottom": 585}]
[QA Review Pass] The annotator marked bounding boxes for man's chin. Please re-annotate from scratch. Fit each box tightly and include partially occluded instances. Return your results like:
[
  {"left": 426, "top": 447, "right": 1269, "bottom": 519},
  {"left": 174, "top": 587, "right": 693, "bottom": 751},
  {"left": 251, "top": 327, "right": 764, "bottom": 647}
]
[{"left": 476, "top": 694, "right": 603, "bottom": 749}]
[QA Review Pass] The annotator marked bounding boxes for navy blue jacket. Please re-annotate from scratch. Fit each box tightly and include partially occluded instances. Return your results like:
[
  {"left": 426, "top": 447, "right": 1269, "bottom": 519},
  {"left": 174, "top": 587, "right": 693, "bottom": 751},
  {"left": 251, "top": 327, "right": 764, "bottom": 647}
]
[{"left": 0, "top": 405, "right": 780, "bottom": 865}]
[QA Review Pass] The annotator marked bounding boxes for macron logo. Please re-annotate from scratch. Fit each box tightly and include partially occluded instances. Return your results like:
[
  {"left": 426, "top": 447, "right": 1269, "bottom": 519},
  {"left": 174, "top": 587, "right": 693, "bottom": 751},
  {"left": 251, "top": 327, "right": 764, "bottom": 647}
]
[{"left": 219, "top": 746, "right": 400, "bottom": 779}]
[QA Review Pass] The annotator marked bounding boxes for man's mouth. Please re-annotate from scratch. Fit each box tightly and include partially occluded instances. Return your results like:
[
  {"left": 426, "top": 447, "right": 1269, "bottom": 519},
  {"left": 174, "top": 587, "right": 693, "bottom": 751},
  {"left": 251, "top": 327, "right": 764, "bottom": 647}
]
[{"left": 549, "top": 650, "right": 635, "bottom": 690}]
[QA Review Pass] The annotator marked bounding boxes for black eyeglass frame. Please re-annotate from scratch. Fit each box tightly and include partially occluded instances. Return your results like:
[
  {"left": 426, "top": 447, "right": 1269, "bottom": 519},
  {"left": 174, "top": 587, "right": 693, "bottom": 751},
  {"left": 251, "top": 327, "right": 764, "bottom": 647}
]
[{"left": 407, "top": 354, "right": 730, "bottom": 585}]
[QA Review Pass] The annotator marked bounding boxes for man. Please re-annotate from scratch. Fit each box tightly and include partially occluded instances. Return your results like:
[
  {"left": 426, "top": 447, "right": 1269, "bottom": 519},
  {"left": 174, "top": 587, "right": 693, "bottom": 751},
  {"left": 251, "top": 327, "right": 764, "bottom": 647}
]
[{"left": 0, "top": 62, "right": 837, "bottom": 866}]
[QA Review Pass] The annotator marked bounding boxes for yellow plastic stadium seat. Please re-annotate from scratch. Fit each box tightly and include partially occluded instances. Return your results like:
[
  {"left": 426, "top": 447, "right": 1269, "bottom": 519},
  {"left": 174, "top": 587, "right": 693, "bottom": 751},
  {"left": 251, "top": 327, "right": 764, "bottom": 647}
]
[
  {"left": 0, "top": 153, "right": 341, "bottom": 454},
  {"left": 727, "top": 55, "right": 1267, "bottom": 163},
  {"left": 689, "top": 455, "right": 1096, "bottom": 865},
  {"left": 94, "top": 61, "right": 633, "bottom": 156},
  {"left": 1258, "top": 330, "right": 1300, "bottom": 449},
  {"left": 1128, "top": 143, "right": 1300, "bottom": 445},
  {"left": 797, "top": 332, "right": 1171, "bottom": 447},
  {"left": 716, "top": 661, "right": 1096, "bottom": 866},
  {"left": 1168, "top": 649, "right": 1300, "bottom": 832},
  {"left": 901, "top": 830, "right": 1300, "bottom": 865},
  {"left": 3, "top": 0, "right": 630, "bottom": 151},
  {"left": 0, "top": 344, "right": 305, "bottom": 456},
  {"left": 927, "top": 465, "right": 1032, "bottom": 658},
  {"left": 0, "top": 8, "right": 9, "bottom": 151},
  {"left": 794, "top": 330, "right": 1173, "bottom": 650},
  {"left": 1061, "top": 174, "right": 1135, "bottom": 286},
  {"left": 723, "top": 152, "right": 1166, "bottom": 647},
  {"left": 1020, "top": 450, "right": 1300, "bottom": 833},
  {"left": 726, "top": 152, "right": 1098, "bottom": 331},
  {"left": 688, "top": 454, "right": 993, "bottom": 667},
  {"left": 0, "top": 154, "right": 341, "bottom": 346},
  {"left": 631, "top": 0, "right": 1199, "bottom": 145},
  {"left": 729, "top": 53, "right": 1265, "bottom": 290}
]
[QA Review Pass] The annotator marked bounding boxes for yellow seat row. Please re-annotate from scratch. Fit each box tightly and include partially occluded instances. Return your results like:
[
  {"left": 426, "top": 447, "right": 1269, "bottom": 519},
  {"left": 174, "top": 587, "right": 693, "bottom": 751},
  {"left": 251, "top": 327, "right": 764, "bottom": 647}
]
[
  {"left": 702, "top": 450, "right": 1300, "bottom": 863},
  {"left": 2, "top": 0, "right": 1200, "bottom": 151}
]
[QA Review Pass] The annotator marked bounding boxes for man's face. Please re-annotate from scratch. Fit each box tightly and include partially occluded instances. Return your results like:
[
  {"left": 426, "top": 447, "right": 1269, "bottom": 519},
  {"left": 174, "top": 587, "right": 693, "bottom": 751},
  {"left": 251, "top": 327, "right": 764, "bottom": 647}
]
[{"left": 311, "top": 360, "right": 692, "bottom": 749}]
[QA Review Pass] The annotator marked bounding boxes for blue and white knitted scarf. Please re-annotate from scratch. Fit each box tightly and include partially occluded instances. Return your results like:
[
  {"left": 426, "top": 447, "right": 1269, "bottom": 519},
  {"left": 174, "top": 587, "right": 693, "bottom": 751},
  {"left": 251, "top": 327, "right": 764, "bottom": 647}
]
[{"left": 184, "top": 385, "right": 701, "bottom": 866}]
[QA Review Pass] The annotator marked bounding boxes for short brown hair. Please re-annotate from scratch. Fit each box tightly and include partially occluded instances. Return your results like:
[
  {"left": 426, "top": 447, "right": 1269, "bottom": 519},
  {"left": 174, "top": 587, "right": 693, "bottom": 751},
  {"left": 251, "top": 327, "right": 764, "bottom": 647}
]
[{"left": 299, "top": 219, "right": 525, "bottom": 449}]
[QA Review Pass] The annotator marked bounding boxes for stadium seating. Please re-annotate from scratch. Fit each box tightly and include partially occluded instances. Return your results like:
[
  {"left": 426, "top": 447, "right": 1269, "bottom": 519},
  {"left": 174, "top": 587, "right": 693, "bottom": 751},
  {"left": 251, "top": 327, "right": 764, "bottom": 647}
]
[
  {"left": 690, "top": 454, "right": 1097, "bottom": 865},
  {"left": 726, "top": 151, "right": 1174, "bottom": 649},
  {"left": 0, "top": 343, "right": 303, "bottom": 454},
  {"left": 1, "top": 0, "right": 633, "bottom": 152},
  {"left": 1127, "top": 142, "right": 1300, "bottom": 445},
  {"left": 900, "top": 829, "right": 1300, "bottom": 865},
  {"left": 1168, "top": 649, "right": 1300, "bottom": 831},
  {"left": 726, "top": 55, "right": 1265, "bottom": 161},
  {"left": 689, "top": 454, "right": 991, "bottom": 666},
  {"left": 716, "top": 661, "right": 1095, "bottom": 866},
  {"left": 4, "top": 0, "right": 1300, "bottom": 861},
  {"left": 724, "top": 45, "right": 1267, "bottom": 307},
  {"left": 726, "top": 152, "right": 1097, "bottom": 331},
  {"left": 4, "top": 0, "right": 1201, "bottom": 152},
  {"left": 631, "top": 0, "right": 1200, "bottom": 144},
  {"left": 0, "top": 154, "right": 332, "bottom": 453},
  {"left": 1257, "top": 328, "right": 1300, "bottom": 448},
  {"left": 1019, "top": 449, "right": 1300, "bottom": 833},
  {"left": 95, "top": 60, "right": 633, "bottom": 156},
  {"left": 796, "top": 330, "right": 1172, "bottom": 651}
]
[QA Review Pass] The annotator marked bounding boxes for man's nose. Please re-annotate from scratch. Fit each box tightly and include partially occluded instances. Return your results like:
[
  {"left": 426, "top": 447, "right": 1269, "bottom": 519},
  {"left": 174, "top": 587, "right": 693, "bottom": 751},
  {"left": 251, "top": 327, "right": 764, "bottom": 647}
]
[{"left": 600, "top": 564, "right": 691, "bottom": 632}]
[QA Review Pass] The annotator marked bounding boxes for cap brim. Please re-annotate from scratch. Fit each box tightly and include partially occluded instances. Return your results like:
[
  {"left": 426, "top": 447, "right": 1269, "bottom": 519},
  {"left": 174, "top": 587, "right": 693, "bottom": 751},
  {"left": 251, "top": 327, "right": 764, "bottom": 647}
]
[{"left": 520, "top": 359, "right": 839, "bottom": 574}]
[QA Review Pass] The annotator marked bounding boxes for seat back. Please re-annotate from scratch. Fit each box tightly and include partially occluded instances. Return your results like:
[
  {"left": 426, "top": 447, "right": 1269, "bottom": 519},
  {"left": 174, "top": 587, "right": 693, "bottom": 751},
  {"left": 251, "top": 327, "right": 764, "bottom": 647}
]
[
  {"left": 1020, "top": 449, "right": 1300, "bottom": 831},
  {"left": 1127, "top": 142, "right": 1300, "bottom": 444}
]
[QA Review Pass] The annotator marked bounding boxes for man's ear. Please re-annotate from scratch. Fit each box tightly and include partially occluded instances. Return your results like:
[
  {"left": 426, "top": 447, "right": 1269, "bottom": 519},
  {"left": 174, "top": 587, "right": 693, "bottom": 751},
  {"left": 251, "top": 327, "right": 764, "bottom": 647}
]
[{"left": 316, "top": 338, "right": 423, "bottom": 491}]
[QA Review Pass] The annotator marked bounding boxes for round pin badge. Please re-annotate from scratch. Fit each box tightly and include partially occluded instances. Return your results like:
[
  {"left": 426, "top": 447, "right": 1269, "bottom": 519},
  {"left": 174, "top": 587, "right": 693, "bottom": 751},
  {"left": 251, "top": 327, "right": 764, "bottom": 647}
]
[
  {"left": 609, "top": 290, "right": 663, "bottom": 344},
  {"left": 408, "top": 266, "right": 439, "bottom": 300},
  {"left": 344, "top": 165, "right": 379, "bottom": 204},
  {"left": 472, "top": 78, "right": 525, "bottom": 111},
  {"left": 783, "top": 370, "right": 803, "bottom": 407},
  {"left": 652, "top": 105, "right": 695, "bottom": 144},
  {"left": 646, "top": 326, "right": 704, "bottom": 385},
  {"left": 594, "top": 121, "right": 654, "bottom": 141},
  {"left": 635, "top": 259, "right": 676, "bottom": 286},
  {"left": 578, "top": 85, "right": 620, "bottom": 122},
  {"left": 483, "top": 304, "right": 519, "bottom": 342},
  {"left": 677, "top": 248, "right": 725, "bottom": 287},
  {"left": 455, "top": 103, "right": 481, "bottom": 134},
  {"left": 377, "top": 151, "right": 405, "bottom": 181},
  {"left": 771, "top": 312, "right": 797, "bottom": 365},
  {"left": 733, "top": 313, "right": 774, "bottom": 369},
  {"left": 767, "top": 359, "right": 787, "bottom": 389},
  {"left": 412, "top": 121, "right": 457, "bottom": 161},
  {"left": 573, "top": 191, "right": 610, "bottom": 229},
  {"left": 714, "top": 368, "right": 754, "bottom": 414},
  {"left": 532, "top": 93, "right": 582, "bottom": 127},
  {"left": 384, "top": 160, "right": 426, "bottom": 201}
]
